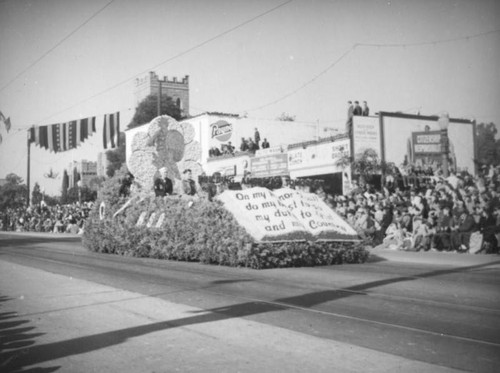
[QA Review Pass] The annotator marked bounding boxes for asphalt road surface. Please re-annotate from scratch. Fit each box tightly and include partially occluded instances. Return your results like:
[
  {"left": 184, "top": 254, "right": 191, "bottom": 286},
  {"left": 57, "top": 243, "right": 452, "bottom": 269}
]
[{"left": 1, "top": 232, "right": 499, "bottom": 372}]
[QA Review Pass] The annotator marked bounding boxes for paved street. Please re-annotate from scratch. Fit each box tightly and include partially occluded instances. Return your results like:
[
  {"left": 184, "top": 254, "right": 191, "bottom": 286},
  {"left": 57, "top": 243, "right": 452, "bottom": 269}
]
[{"left": 1, "top": 232, "right": 499, "bottom": 372}]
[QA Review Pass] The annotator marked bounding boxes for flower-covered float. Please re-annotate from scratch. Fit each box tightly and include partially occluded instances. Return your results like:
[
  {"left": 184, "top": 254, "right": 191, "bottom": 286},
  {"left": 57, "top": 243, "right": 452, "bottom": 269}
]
[{"left": 83, "top": 115, "right": 368, "bottom": 269}]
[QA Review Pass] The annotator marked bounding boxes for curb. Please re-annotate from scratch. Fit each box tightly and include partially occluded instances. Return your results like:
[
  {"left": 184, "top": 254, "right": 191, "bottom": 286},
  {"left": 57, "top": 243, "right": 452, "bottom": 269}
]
[{"left": 368, "top": 246, "right": 500, "bottom": 267}]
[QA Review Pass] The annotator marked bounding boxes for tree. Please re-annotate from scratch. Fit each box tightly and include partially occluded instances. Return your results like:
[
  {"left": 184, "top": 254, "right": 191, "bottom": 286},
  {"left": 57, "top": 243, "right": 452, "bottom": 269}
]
[
  {"left": 0, "top": 173, "right": 27, "bottom": 209},
  {"left": 106, "top": 132, "right": 126, "bottom": 177},
  {"left": 88, "top": 175, "right": 106, "bottom": 191},
  {"left": 61, "top": 170, "right": 69, "bottom": 204},
  {"left": 66, "top": 186, "right": 97, "bottom": 204},
  {"left": 43, "top": 194, "right": 60, "bottom": 206},
  {"left": 475, "top": 122, "right": 499, "bottom": 167},
  {"left": 31, "top": 182, "right": 43, "bottom": 206},
  {"left": 276, "top": 112, "right": 296, "bottom": 122},
  {"left": 128, "top": 94, "right": 183, "bottom": 130},
  {"left": 336, "top": 148, "right": 385, "bottom": 188}
]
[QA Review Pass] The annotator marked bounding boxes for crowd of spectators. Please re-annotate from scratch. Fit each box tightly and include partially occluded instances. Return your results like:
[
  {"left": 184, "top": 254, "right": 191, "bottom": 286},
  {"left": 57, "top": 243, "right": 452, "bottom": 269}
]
[
  {"left": 0, "top": 201, "right": 93, "bottom": 234},
  {"left": 208, "top": 128, "right": 270, "bottom": 158},
  {"left": 328, "top": 166, "right": 500, "bottom": 253},
  {"left": 3, "top": 160, "right": 499, "bottom": 255},
  {"left": 198, "top": 164, "right": 500, "bottom": 254}
]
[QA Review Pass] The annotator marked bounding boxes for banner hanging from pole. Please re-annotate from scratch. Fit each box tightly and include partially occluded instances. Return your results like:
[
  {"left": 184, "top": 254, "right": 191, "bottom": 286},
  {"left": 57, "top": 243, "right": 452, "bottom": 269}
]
[
  {"left": 103, "top": 112, "right": 120, "bottom": 149},
  {"left": 29, "top": 116, "right": 96, "bottom": 153}
]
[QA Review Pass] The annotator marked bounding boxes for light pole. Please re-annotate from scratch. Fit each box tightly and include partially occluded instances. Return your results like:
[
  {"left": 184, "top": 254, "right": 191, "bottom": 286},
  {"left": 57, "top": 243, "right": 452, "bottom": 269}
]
[
  {"left": 438, "top": 112, "right": 450, "bottom": 178},
  {"left": 77, "top": 180, "right": 82, "bottom": 205}
]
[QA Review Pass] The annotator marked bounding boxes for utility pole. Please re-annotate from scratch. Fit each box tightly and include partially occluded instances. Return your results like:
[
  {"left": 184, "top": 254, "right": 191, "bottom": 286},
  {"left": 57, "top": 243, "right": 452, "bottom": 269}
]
[{"left": 26, "top": 128, "right": 32, "bottom": 206}]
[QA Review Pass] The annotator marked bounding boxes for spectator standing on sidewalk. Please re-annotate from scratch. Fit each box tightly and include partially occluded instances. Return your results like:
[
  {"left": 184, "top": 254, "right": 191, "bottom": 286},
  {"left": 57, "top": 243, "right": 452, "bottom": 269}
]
[
  {"left": 254, "top": 128, "right": 261, "bottom": 149},
  {"left": 346, "top": 101, "right": 354, "bottom": 135},
  {"left": 362, "top": 101, "right": 370, "bottom": 116},
  {"left": 353, "top": 101, "right": 363, "bottom": 116}
]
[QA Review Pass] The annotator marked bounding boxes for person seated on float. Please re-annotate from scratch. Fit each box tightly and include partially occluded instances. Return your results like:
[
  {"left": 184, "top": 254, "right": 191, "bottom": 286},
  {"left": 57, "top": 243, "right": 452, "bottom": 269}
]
[
  {"left": 154, "top": 167, "right": 173, "bottom": 197},
  {"left": 261, "top": 138, "right": 270, "bottom": 149},
  {"left": 119, "top": 172, "right": 135, "bottom": 198},
  {"left": 182, "top": 169, "right": 197, "bottom": 196}
]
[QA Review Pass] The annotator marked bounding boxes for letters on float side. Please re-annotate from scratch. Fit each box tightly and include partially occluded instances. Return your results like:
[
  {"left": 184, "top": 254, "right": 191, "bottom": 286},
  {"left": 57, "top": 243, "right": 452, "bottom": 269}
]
[
  {"left": 273, "top": 188, "right": 358, "bottom": 237},
  {"left": 155, "top": 213, "right": 165, "bottom": 229},
  {"left": 136, "top": 211, "right": 148, "bottom": 227},
  {"left": 216, "top": 187, "right": 359, "bottom": 242}
]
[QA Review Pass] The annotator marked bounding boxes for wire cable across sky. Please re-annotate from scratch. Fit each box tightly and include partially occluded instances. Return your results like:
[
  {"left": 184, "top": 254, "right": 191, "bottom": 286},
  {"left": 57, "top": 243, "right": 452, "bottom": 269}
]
[
  {"left": 0, "top": 0, "right": 117, "bottom": 94},
  {"left": 35, "top": 0, "right": 294, "bottom": 125},
  {"left": 239, "top": 28, "right": 500, "bottom": 114}
]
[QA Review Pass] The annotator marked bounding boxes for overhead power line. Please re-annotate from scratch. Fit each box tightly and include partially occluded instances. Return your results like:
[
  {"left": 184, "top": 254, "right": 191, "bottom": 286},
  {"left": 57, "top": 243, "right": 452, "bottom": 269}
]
[
  {"left": 0, "top": 0, "right": 116, "bottom": 93},
  {"left": 241, "top": 28, "right": 500, "bottom": 113},
  {"left": 356, "top": 28, "right": 500, "bottom": 48},
  {"left": 36, "top": 0, "right": 294, "bottom": 124},
  {"left": 244, "top": 46, "right": 355, "bottom": 112}
]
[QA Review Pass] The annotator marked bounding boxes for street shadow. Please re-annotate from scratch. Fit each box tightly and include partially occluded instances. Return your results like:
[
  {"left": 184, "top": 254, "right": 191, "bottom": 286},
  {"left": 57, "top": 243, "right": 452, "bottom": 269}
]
[
  {"left": 0, "top": 236, "right": 81, "bottom": 248},
  {"left": 209, "top": 279, "right": 254, "bottom": 285},
  {"left": 365, "top": 253, "right": 387, "bottom": 263},
  {"left": 2, "top": 259, "right": 500, "bottom": 371},
  {"left": 0, "top": 296, "right": 59, "bottom": 373}
]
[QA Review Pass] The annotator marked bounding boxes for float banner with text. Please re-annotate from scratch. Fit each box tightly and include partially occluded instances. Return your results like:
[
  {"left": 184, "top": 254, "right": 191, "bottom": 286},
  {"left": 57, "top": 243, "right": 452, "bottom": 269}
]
[{"left": 217, "top": 187, "right": 360, "bottom": 242}]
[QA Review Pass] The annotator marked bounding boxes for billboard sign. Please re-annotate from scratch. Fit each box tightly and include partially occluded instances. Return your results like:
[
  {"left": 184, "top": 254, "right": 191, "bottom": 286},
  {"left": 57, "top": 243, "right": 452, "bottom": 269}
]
[
  {"left": 287, "top": 138, "right": 350, "bottom": 173},
  {"left": 380, "top": 112, "right": 476, "bottom": 174},
  {"left": 412, "top": 131, "right": 442, "bottom": 155},
  {"left": 250, "top": 153, "right": 288, "bottom": 178},
  {"left": 210, "top": 120, "right": 233, "bottom": 142},
  {"left": 352, "top": 116, "right": 381, "bottom": 159}
]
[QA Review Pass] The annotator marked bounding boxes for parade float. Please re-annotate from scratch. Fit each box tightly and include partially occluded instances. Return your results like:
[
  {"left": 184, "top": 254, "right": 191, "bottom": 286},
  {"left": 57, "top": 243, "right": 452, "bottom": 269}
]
[{"left": 83, "top": 116, "right": 368, "bottom": 269}]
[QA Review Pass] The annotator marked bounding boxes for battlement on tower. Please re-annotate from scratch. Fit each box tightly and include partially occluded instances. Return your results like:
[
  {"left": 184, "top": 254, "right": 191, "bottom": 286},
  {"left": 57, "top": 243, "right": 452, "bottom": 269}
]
[{"left": 134, "top": 71, "right": 190, "bottom": 116}]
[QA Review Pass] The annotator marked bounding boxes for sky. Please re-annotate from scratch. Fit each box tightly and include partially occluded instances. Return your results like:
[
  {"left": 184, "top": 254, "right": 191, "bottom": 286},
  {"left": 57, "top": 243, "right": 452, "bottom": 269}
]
[{"left": 0, "top": 0, "right": 499, "bottom": 196}]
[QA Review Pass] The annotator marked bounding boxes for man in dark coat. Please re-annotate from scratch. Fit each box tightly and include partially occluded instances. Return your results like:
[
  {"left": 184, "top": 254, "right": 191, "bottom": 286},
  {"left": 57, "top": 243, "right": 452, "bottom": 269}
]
[
  {"left": 240, "top": 137, "right": 249, "bottom": 152},
  {"left": 119, "top": 172, "right": 135, "bottom": 197},
  {"left": 346, "top": 101, "right": 354, "bottom": 135},
  {"left": 154, "top": 167, "right": 173, "bottom": 197},
  {"left": 254, "top": 128, "right": 261, "bottom": 148},
  {"left": 353, "top": 101, "right": 363, "bottom": 116},
  {"left": 362, "top": 101, "right": 370, "bottom": 116},
  {"left": 451, "top": 211, "right": 476, "bottom": 251},
  {"left": 182, "top": 169, "right": 197, "bottom": 196}
]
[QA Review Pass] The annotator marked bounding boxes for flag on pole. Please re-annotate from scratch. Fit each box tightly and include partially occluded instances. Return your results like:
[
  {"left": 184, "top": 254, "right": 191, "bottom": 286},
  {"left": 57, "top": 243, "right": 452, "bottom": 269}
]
[
  {"left": 103, "top": 112, "right": 120, "bottom": 149},
  {"left": 0, "top": 111, "right": 11, "bottom": 132}
]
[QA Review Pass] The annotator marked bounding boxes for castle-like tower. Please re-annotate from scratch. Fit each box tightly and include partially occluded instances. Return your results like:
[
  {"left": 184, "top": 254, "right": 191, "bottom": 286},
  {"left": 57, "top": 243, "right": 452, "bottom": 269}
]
[{"left": 134, "top": 72, "right": 190, "bottom": 117}]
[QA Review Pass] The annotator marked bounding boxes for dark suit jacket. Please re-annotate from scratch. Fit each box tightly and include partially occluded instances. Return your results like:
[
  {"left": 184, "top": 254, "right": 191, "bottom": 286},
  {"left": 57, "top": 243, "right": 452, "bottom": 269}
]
[{"left": 154, "top": 177, "right": 173, "bottom": 197}]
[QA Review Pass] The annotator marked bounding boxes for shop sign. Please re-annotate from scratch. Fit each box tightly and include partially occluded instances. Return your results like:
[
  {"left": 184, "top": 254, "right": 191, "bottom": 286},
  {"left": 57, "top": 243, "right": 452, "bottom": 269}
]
[
  {"left": 210, "top": 120, "right": 233, "bottom": 142},
  {"left": 412, "top": 131, "right": 441, "bottom": 154},
  {"left": 250, "top": 153, "right": 288, "bottom": 177}
]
